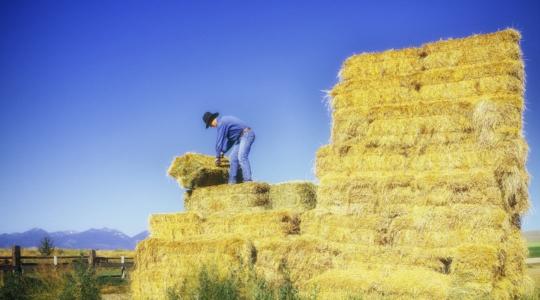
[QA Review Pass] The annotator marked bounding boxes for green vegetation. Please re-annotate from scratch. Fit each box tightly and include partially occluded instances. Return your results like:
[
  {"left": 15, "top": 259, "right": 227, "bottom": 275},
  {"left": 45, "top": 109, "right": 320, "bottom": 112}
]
[
  {"left": 58, "top": 258, "right": 101, "bottom": 300},
  {"left": 0, "top": 272, "right": 33, "bottom": 300},
  {"left": 0, "top": 257, "right": 129, "bottom": 299},
  {"left": 38, "top": 237, "right": 55, "bottom": 257},
  {"left": 529, "top": 242, "right": 540, "bottom": 258},
  {"left": 166, "top": 262, "right": 311, "bottom": 300}
]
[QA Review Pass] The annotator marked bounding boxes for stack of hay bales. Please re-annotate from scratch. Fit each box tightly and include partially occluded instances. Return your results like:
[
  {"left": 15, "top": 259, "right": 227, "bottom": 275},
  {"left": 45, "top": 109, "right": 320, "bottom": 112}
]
[
  {"left": 132, "top": 30, "right": 532, "bottom": 299},
  {"left": 132, "top": 153, "right": 319, "bottom": 299},
  {"left": 307, "top": 29, "right": 533, "bottom": 298}
]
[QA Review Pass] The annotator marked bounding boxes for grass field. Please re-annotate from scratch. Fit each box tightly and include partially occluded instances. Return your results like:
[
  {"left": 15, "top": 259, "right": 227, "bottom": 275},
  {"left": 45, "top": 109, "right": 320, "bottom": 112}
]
[
  {"left": 530, "top": 242, "right": 540, "bottom": 258},
  {"left": 0, "top": 248, "right": 133, "bottom": 296}
]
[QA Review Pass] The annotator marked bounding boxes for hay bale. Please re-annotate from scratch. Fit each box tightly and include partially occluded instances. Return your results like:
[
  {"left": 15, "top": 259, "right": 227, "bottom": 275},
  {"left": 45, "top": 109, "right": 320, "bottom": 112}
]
[
  {"left": 269, "top": 181, "right": 317, "bottom": 211},
  {"left": 184, "top": 182, "right": 271, "bottom": 214},
  {"left": 301, "top": 206, "right": 511, "bottom": 246},
  {"left": 131, "top": 237, "right": 255, "bottom": 299},
  {"left": 167, "top": 152, "right": 230, "bottom": 189},
  {"left": 330, "top": 96, "right": 523, "bottom": 144},
  {"left": 149, "top": 210, "right": 302, "bottom": 241},
  {"left": 338, "top": 29, "right": 521, "bottom": 81},
  {"left": 149, "top": 212, "right": 204, "bottom": 240},
  {"left": 339, "top": 60, "right": 523, "bottom": 92},
  {"left": 317, "top": 145, "right": 523, "bottom": 174},
  {"left": 315, "top": 168, "right": 530, "bottom": 215},
  {"left": 304, "top": 266, "right": 451, "bottom": 299},
  {"left": 253, "top": 236, "right": 340, "bottom": 286},
  {"left": 331, "top": 75, "right": 522, "bottom": 109}
]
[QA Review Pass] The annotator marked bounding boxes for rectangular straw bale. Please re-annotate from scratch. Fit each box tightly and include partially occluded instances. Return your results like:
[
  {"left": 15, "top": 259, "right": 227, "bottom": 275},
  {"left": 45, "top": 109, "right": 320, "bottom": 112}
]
[
  {"left": 304, "top": 266, "right": 451, "bottom": 299},
  {"left": 316, "top": 147, "right": 522, "bottom": 174},
  {"left": 317, "top": 169, "right": 499, "bottom": 195},
  {"left": 253, "top": 236, "right": 340, "bottom": 286},
  {"left": 339, "top": 42, "right": 521, "bottom": 82},
  {"left": 330, "top": 95, "right": 524, "bottom": 143},
  {"left": 269, "top": 181, "right": 317, "bottom": 211},
  {"left": 317, "top": 153, "right": 529, "bottom": 214},
  {"left": 318, "top": 137, "right": 527, "bottom": 160},
  {"left": 333, "top": 124, "right": 521, "bottom": 147},
  {"left": 317, "top": 172, "right": 529, "bottom": 215},
  {"left": 167, "top": 152, "right": 229, "bottom": 189},
  {"left": 331, "top": 94, "right": 523, "bottom": 121},
  {"left": 331, "top": 75, "right": 522, "bottom": 109},
  {"left": 202, "top": 210, "right": 302, "bottom": 237},
  {"left": 184, "top": 182, "right": 271, "bottom": 214},
  {"left": 393, "top": 228, "right": 507, "bottom": 248},
  {"left": 317, "top": 181, "right": 502, "bottom": 209},
  {"left": 339, "top": 29, "right": 521, "bottom": 81},
  {"left": 301, "top": 205, "right": 510, "bottom": 246},
  {"left": 422, "top": 29, "right": 521, "bottom": 53},
  {"left": 330, "top": 114, "right": 521, "bottom": 145},
  {"left": 331, "top": 243, "right": 456, "bottom": 274},
  {"left": 131, "top": 237, "right": 255, "bottom": 299},
  {"left": 341, "top": 29, "right": 519, "bottom": 66},
  {"left": 149, "top": 210, "right": 302, "bottom": 241},
  {"left": 300, "top": 211, "right": 381, "bottom": 244},
  {"left": 149, "top": 212, "right": 203, "bottom": 240},
  {"left": 340, "top": 60, "right": 523, "bottom": 91}
]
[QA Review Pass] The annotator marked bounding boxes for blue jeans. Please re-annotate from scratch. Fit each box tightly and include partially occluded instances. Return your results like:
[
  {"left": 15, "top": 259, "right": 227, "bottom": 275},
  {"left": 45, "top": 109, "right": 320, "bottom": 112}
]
[{"left": 228, "top": 129, "right": 255, "bottom": 184}]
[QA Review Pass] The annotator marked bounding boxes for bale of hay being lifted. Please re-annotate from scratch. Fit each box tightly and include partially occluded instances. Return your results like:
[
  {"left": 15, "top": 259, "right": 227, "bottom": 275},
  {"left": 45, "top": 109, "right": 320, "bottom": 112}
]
[
  {"left": 167, "top": 152, "right": 229, "bottom": 189},
  {"left": 269, "top": 181, "right": 317, "bottom": 211}
]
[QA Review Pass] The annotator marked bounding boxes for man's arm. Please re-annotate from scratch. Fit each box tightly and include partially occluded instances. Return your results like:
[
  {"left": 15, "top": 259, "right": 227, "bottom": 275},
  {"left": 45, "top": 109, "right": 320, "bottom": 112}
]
[{"left": 215, "top": 125, "right": 227, "bottom": 158}]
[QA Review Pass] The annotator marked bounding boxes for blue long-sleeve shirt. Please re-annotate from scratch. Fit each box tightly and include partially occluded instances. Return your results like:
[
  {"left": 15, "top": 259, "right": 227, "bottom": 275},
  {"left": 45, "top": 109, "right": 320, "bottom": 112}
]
[{"left": 215, "top": 116, "right": 249, "bottom": 158}]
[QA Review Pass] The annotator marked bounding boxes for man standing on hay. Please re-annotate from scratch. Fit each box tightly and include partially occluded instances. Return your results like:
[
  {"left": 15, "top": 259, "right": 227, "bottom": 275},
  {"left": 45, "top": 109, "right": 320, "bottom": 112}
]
[{"left": 203, "top": 111, "right": 255, "bottom": 184}]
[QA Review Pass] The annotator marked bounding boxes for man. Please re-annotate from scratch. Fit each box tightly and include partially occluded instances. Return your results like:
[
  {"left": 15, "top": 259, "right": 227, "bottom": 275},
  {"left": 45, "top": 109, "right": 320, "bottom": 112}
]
[{"left": 202, "top": 111, "right": 255, "bottom": 184}]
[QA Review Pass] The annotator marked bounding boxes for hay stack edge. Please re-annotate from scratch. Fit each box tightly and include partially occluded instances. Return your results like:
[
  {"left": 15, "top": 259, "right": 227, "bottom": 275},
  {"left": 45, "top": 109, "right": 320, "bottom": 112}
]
[{"left": 132, "top": 29, "right": 533, "bottom": 299}]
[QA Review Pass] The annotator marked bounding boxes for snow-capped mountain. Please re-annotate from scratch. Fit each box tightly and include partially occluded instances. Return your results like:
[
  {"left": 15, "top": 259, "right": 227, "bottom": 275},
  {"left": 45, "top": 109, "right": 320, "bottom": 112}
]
[{"left": 0, "top": 228, "right": 149, "bottom": 250}]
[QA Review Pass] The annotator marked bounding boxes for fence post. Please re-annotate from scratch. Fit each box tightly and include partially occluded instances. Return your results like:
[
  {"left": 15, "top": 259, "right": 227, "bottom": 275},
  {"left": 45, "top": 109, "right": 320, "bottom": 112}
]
[
  {"left": 53, "top": 256, "right": 58, "bottom": 267},
  {"left": 12, "top": 245, "right": 21, "bottom": 273},
  {"left": 121, "top": 256, "right": 126, "bottom": 279},
  {"left": 88, "top": 250, "right": 96, "bottom": 268}
]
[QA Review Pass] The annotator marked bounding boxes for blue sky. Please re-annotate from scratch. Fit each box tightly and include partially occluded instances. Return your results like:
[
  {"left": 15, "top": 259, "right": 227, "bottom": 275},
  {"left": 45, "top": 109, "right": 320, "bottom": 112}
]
[{"left": 1, "top": 0, "right": 539, "bottom": 236}]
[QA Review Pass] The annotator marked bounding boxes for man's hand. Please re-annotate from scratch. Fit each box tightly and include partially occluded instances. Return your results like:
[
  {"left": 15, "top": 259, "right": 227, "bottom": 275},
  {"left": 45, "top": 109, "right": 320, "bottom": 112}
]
[{"left": 215, "top": 157, "right": 221, "bottom": 167}]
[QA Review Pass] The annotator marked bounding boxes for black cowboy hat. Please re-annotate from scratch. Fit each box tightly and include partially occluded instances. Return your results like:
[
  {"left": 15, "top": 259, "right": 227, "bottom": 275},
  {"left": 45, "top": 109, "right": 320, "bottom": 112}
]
[{"left": 202, "top": 112, "right": 219, "bottom": 128}]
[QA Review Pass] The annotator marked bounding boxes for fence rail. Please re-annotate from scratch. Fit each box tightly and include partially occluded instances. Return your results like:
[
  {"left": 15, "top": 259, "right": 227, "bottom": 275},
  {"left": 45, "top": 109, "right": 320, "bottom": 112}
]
[{"left": 0, "top": 245, "right": 134, "bottom": 279}]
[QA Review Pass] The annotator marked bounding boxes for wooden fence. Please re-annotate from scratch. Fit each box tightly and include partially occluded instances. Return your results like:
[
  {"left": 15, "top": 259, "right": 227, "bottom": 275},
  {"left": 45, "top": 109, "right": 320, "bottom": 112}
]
[{"left": 0, "top": 245, "right": 134, "bottom": 279}]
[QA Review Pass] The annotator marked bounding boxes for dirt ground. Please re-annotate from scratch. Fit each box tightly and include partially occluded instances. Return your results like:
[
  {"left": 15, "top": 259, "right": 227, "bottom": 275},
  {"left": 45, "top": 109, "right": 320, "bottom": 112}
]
[{"left": 102, "top": 294, "right": 131, "bottom": 300}]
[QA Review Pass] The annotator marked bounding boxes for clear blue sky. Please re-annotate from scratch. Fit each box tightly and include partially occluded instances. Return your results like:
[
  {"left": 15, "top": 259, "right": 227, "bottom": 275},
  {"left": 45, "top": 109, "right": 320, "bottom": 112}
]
[{"left": 1, "top": 0, "right": 539, "bottom": 236}]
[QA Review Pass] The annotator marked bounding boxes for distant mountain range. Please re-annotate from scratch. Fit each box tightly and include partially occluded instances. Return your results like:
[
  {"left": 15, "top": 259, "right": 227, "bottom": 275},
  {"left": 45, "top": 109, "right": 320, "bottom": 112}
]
[{"left": 0, "top": 228, "right": 148, "bottom": 250}]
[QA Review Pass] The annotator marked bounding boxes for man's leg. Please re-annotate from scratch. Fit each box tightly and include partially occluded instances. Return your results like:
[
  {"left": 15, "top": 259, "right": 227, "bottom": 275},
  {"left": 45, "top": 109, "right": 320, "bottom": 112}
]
[
  {"left": 238, "top": 130, "right": 255, "bottom": 182},
  {"left": 228, "top": 143, "right": 240, "bottom": 184}
]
